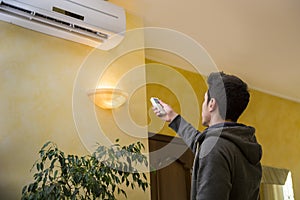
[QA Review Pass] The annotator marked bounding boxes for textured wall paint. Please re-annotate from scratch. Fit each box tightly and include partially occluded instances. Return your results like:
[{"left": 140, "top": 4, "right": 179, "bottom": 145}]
[
  {"left": 146, "top": 60, "right": 300, "bottom": 199},
  {"left": 0, "top": 12, "right": 150, "bottom": 200},
  {"left": 0, "top": 21, "right": 90, "bottom": 199},
  {"left": 239, "top": 89, "right": 300, "bottom": 199},
  {"left": 146, "top": 59, "right": 207, "bottom": 136}
]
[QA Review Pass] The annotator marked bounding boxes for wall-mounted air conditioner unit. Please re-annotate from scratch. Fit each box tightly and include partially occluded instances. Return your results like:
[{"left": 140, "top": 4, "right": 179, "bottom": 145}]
[{"left": 0, "top": 0, "right": 126, "bottom": 50}]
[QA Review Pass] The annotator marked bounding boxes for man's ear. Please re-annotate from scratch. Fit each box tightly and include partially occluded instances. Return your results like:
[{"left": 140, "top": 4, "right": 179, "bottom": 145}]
[{"left": 208, "top": 98, "right": 218, "bottom": 112}]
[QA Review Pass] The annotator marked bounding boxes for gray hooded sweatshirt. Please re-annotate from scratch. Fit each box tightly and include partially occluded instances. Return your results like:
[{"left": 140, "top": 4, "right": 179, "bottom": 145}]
[{"left": 169, "top": 115, "right": 262, "bottom": 200}]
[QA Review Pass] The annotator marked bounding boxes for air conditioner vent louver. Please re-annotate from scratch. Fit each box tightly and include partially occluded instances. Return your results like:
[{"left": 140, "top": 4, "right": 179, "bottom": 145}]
[
  {"left": 0, "top": 0, "right": 126, "bottom": 50},
  {"left": 0, "top": 1, "right": 108, "bottom": 41}
]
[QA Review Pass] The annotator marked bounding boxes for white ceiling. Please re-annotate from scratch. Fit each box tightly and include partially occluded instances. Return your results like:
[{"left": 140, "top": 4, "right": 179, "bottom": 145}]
[{"left": 111, "top": 0, "right": 300, "bottom": 102}]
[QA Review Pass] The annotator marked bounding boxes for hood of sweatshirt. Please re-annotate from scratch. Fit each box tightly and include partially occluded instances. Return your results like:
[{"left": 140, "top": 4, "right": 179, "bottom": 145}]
[{"left": 200, "top": 123, "right": 262, "bottom": 165}]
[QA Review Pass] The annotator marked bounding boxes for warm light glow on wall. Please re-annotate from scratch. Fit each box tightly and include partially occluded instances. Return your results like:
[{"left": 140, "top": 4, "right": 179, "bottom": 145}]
[{"left": 88, "top": 88, "right": 128, "bottom": 109}]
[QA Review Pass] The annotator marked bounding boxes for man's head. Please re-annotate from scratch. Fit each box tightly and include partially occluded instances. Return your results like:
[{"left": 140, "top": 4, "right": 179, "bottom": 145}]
[{"left": 201, "top": 72, "right": 250, "bottom": 126}]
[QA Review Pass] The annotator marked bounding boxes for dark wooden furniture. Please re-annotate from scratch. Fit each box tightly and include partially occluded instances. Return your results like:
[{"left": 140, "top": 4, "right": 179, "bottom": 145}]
[{"left": 148, "top": 133, "right": 194, "bottom": 200}]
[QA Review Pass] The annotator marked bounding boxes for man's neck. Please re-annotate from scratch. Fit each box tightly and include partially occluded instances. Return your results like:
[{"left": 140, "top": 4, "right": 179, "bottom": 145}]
[
  {"left": 209, "top": 118, "right": 235, "bottom": 127},
  {"left": 208, "top": 117, "right": 225, "bottom": 127}
]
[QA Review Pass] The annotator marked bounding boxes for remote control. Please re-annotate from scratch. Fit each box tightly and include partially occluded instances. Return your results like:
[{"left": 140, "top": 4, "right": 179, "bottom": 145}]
[{"left": 150, "top": 97, "right": 166, "bottom": 116}]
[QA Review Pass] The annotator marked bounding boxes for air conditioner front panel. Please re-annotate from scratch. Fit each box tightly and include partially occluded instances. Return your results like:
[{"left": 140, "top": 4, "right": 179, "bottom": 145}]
[
  {"left": 6, "top": 0, "right": 126, "bottom": 34},
  {"left": 0, "top": 11, "right": 124, "bottom": 50},
  {"left": 0, "top": 0, "right": 126, "bottom": 50}
]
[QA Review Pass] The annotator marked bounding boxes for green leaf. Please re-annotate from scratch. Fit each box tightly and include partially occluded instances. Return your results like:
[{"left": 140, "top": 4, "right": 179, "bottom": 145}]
[
  {"left": 121, "top": 189, "right": 127, "bottom": 198},
  {"left": 72, "top": 188, "right": 79, "bottom": 198},
  {"left": 59, "top": 151, "right": 65, "bottom": 158},
  {"left": 28, "top": 183, "right": 33, "bottom": 192},
  {"left": 126, "top": 157, "right": 131, "bottom": 165},
  {"left": 36, "top": 175, "right": 42, "bottom": 182},
  {"left": 40, "top": 162, "right": 44, "bottom": 171},
  {"left": 144, "top": 159, "right": 149, "bottom": 166},
  {"left": 142, "top": 173, "right": 147, "bottom": 180},
  {"left": 22, "top": 186, "right": 27, "bottom": 194},
  {"left": 50, "top": 158, "right": 57, "bottom": 169},
  {"left": 47, "top": 149, "right": 55, "bottom": 160},
  {"left": 63, "top": 186, "right": 71, "bottom": 197},
  {"left": 53, "top": 170, "right": 58, "bottom": 179},
  {"left": 36, "top": 163, "right": 40, "bottom": 171},
  {"left": 142, "top": 182, "right": 146, "bottom": 191},
  {"left": 41, "top": 141, "right": 52, "bottom": 151},
  {"left": 30, "top": 183, "right": 38, "bottom": 192}
]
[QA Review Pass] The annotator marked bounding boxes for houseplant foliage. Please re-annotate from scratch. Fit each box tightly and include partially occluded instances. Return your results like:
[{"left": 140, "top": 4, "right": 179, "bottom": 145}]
[{"left": 21, "top": 140, "right": 149, "bottom": 200}]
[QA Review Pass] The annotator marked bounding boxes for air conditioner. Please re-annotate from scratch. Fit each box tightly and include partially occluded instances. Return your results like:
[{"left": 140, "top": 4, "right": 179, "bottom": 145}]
[{"left": 0, "top": 0, "right": 126, "bottom": 50}]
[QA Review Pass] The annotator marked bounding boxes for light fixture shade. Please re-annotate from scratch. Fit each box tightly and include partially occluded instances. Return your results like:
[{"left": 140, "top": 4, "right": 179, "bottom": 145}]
[{"left": 88, "top": 88, "right": 128, "bottom": 109}]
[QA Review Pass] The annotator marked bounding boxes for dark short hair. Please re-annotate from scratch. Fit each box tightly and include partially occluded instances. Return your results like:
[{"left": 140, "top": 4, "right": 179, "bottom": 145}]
[{"left": 207, "top": 72, "right": 250, "bottom": 122}]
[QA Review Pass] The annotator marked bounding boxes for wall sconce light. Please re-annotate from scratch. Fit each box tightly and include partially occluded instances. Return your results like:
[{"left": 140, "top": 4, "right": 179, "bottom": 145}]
[{"left": 88, "top": 88, "right": 128, "bottom": 109}]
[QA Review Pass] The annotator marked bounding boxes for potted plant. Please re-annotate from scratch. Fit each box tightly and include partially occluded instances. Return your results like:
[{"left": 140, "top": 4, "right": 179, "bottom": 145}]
[{"left": 21, "top": 139, "right": 149, "bottom": 200}]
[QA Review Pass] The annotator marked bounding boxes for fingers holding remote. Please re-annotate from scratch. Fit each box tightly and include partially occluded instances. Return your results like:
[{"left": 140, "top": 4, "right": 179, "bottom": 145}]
[{"left": 150, "top": 98, "right": 178, "bottom": 122}]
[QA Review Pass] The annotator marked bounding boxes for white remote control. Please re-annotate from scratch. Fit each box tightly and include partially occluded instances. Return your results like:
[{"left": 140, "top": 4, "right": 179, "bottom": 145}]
[{"left": 150, "top": 97, "right": 166, "bottom": 116}]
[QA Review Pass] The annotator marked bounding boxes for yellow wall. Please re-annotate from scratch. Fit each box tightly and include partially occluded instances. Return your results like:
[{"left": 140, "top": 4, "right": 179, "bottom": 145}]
[
  {"left": 240, "top": 90, "right": 300, "bottom": 199},
  {"left": 0, "top": 13, "right": 150, "bottom": 199},
  {"left": 145, "top": 60, "right": 300, "bottom": 199},
  {"left": 146, "top": 60, "right": 207, "bottom": 136}
]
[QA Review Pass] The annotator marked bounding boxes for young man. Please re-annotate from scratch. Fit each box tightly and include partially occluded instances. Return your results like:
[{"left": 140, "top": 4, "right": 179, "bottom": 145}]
[{"left": 153, "top": 72, "right": 262, "bottom": 200}]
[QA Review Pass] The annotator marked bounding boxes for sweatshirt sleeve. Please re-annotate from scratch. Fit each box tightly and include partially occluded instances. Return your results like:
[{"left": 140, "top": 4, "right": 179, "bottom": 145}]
[{"left": 169, "top": 115, "right": 201, "bottom": 153}]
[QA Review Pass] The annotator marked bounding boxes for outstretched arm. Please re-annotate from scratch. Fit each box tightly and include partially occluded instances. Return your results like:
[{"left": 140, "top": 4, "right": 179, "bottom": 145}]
[{"left": 152, "top": 100, "right": 201, "bottom": 153}]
